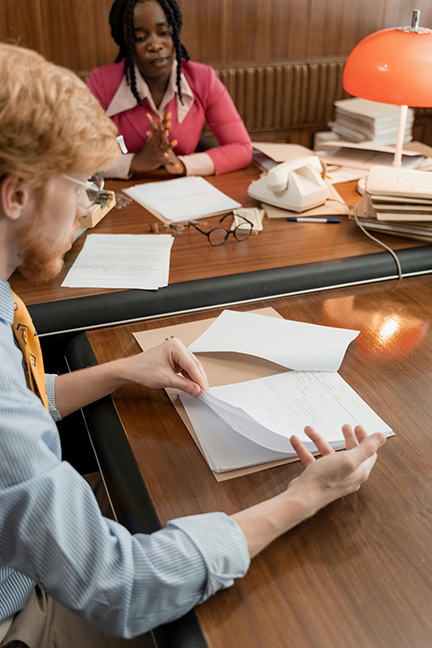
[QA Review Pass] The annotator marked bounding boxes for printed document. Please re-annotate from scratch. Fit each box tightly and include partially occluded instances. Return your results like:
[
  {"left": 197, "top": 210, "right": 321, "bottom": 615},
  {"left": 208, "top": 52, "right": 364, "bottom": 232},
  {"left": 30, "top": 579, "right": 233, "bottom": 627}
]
[
  {"left": 181, "top": 372, "right": 391, "bottom": 472},
  {"left": 123, "top": 176, "right": 241, "bottom": 223},
  {"left": 62, "top": 233, "right": 173, "bottom": 290}
]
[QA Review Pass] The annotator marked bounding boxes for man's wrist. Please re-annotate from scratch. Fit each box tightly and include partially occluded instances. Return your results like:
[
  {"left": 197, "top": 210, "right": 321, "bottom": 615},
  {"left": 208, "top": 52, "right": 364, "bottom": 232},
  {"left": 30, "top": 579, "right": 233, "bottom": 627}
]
[
  {"left": 269, "top": 485, "right": 318, "bottom": 535},
  {"left": 231, "top": 485, "right": 318, "bottom": 559}
]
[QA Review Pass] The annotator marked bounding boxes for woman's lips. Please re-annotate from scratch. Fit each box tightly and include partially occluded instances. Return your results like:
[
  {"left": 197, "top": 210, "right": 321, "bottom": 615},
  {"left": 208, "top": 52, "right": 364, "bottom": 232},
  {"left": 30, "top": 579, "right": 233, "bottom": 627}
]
[{"left": 150, "top": 57, "right": 169, "bottom": 66}]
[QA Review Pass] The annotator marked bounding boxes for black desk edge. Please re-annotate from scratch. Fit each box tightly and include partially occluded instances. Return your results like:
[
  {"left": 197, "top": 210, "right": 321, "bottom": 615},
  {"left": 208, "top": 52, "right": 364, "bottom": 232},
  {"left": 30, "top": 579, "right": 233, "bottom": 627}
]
[{"left": 32, "top": 245, "right": 432, "bottom": 337}]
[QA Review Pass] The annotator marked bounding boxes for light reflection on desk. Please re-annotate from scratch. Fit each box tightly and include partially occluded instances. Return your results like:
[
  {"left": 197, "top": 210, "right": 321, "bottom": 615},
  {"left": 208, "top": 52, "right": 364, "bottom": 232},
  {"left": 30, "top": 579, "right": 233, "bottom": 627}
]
[{"left": 322, "top": 294, "right": 429, "bottom": 360}]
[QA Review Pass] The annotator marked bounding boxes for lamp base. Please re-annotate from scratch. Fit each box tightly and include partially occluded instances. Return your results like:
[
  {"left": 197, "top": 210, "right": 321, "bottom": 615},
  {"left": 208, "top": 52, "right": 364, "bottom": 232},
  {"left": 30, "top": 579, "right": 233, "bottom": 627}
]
[{"left": 357, "top": 177, "right": 366, "bottom": 195}]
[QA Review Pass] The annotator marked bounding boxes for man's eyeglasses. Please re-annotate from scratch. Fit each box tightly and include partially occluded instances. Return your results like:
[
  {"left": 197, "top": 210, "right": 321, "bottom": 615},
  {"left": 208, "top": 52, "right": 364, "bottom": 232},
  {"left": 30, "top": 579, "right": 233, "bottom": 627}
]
[
  {"left": 62, "top": 172, "right": 105, "bottom": 208},
  {"left": 189, "top": 213, "right": 253, "bottom": 246}
]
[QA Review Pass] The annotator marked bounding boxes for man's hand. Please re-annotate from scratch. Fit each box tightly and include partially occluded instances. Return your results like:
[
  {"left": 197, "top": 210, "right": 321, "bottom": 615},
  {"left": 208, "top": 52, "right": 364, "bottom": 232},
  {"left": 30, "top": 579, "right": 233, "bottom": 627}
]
[
  {"left": 232, "top": 425, "right": 386, "bottom": 559},
  {"left": 120, "top": 337, "right": 209, "bottom": 396},
  {"left": 288, "top": 424, "right": 386, "bottom": 514},
  {"left": 54, "top": 338, "right": 208, "bottom": 417}
]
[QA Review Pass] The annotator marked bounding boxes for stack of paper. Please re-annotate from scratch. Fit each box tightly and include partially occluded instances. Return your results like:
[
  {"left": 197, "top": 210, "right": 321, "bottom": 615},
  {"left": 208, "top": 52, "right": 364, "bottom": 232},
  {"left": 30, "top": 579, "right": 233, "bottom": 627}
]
[
  {"left": 133, "top": 310, "right": 392, "bottom": 479},
  {"left": 180, "top": 311, "right": 392, "bottom": 475},
  {"left": 329, "top": 98, "right": 414, "bottom": 146},
  {"left": 319, "top": 140, "right": 424, "bottom": 172},
  {"left": 354, "top": 166, "right": 432, "bottom": 241},
  {"left": 62, "top": 233, "right": 173, "bottom": 290},
  {"left": 123, "top": 176, "right": 241, "bottom": 224}
]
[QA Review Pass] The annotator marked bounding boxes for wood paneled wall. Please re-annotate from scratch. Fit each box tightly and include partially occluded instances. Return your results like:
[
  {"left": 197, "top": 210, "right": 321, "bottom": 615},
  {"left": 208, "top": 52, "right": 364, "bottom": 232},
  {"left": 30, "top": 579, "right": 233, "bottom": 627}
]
[
  {"left": 3, "top": 0, "right": 431, "bottom": 70},
  {"left": 2, "top": 0, "right": 432, "bottom": 144}
]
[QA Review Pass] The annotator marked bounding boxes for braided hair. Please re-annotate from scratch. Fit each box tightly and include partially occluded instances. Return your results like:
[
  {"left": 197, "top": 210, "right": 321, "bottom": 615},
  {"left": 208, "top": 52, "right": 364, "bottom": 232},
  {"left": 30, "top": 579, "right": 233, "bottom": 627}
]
[{"left": 109, "top": 0, "right": 189, "bottom": 105}]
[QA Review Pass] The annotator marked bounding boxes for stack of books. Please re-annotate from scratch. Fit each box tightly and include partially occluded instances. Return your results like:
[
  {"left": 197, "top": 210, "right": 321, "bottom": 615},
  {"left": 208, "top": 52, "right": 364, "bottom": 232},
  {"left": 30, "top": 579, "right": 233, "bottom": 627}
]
[
  {"left": 329, "top": 98, "right": 414, "bottom": 146},
  {"left": 354, "top": 166, "right": 432, "bottom": 241}
]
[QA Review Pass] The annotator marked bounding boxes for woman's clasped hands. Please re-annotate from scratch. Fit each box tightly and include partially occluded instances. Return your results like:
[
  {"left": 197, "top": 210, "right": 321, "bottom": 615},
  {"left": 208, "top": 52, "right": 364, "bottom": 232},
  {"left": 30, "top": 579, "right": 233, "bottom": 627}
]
[{"left": 130, "top": 111, "right": 185, "bottom": 175}]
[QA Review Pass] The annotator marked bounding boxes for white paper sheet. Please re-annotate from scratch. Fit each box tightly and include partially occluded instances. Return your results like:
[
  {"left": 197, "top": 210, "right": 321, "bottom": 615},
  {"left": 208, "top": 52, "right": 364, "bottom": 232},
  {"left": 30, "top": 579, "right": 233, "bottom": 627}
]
[
  {"left": 252, "top": 142, "right": 315, "bottom": 162},
  {"left": 62, "top": 234, "right": 173, "bottom": 290},
  {"left": 325, "top": 166, "right": 368, "bottom": 184},
  {"left": 123, "top": 176, "right": 241, "bottom": 223},
  {"left": 188, "top": 310, "right": 359, "bottom": 371},
  {"left": 180, "top": 371, "right": 392, "bottom": 472},
  {"left": 180, "top": 393, "right": 290, "bottom": 472}
]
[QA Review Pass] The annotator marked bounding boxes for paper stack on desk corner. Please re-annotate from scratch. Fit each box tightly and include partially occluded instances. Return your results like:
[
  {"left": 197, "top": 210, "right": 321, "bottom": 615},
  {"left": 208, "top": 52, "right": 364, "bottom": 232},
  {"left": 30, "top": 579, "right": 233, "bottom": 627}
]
[{"left": 352, "top": 166, "right": 432, "bottom": 242}]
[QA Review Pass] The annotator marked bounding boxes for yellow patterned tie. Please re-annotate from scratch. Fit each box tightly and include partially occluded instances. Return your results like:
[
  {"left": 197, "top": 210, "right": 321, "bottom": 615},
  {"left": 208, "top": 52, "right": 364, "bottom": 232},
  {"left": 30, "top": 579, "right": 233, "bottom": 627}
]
[{"left": 11, "top": 291, "right": 49, "bottom": 411}]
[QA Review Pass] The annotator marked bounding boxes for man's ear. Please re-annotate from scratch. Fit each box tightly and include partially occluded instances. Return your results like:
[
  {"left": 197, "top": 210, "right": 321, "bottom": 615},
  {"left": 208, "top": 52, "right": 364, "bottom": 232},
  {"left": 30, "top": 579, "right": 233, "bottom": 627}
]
[{"left": 0, "top": 175, "right": 31, "bottom": 221}]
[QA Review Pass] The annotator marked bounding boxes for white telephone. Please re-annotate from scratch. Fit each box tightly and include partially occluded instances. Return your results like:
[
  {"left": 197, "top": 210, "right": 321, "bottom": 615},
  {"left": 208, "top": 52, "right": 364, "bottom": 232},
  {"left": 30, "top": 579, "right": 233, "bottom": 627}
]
[{"left": 248, "top": 155, "right": 330, "bottom": 213}]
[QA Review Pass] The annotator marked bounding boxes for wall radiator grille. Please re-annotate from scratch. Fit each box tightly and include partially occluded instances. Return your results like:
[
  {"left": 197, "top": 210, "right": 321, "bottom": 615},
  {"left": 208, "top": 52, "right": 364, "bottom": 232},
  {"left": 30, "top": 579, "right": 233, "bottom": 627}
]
[{"left": 214, "top": 60, "right": 347, "bottom": 134}]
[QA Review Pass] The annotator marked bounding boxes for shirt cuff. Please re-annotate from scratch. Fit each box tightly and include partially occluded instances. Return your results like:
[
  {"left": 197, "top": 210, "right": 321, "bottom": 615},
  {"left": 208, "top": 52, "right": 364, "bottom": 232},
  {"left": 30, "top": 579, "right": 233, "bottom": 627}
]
[
  {"left": 179, "top": 153, "right": 215, "bottom": 177},
  {"left": 168, "top": 512, "right": 250, "bottom": 601},
  {"left": 45, "top": 374, "right": 62, "bottom": 422},
  {"left": 104, "top": 153, "right": 134, "bottom": 180}
]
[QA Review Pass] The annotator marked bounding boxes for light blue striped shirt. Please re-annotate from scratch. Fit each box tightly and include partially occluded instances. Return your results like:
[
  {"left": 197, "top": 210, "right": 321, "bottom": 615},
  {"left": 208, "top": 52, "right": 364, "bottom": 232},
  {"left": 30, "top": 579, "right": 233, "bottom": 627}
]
[{"left": 0, "top": 280, "right": 250, "bottom": 638}]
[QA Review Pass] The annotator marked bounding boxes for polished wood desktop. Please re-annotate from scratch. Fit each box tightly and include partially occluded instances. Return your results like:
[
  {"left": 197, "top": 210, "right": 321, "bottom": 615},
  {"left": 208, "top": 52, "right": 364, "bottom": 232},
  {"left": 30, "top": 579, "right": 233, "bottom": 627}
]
[
  {"left": 10, "top": 166, "right": 424, "bottom": 306},
  {"left": 77, "top": 273, "right": 432, "bottom": 648}
]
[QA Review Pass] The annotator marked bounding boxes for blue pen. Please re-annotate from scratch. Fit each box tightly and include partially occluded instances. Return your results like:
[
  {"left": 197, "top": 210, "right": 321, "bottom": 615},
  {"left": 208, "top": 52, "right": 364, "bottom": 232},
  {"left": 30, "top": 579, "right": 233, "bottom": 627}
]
[{"left": 286, "top": 217, "right": 341, "bottom": 224}]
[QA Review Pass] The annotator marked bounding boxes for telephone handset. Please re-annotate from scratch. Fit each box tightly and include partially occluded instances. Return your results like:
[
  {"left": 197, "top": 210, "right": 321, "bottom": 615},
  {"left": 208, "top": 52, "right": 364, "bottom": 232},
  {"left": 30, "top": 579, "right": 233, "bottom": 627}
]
[{"left": 248, "top": 155, "right": 330, "bottom": 213}]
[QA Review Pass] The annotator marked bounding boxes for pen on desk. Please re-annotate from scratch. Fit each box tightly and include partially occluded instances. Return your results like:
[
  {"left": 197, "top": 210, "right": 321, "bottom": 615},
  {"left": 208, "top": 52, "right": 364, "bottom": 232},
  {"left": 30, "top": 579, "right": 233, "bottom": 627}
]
[{"left": 286, "top": 217, "right": 341, "bottom": 224}]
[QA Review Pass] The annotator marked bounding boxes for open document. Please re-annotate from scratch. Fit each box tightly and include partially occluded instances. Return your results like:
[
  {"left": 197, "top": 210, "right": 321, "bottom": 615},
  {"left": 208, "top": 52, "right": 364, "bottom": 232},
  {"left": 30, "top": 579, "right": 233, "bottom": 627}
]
[
  {"left": 180, "top": 372, "right": 390, "bottom": 473},
  {"left": 62, "top": 233, "right": 173, "bottom": 290},
  {"left": 134, "top": 308, "right": 392, "bottom": 480}
]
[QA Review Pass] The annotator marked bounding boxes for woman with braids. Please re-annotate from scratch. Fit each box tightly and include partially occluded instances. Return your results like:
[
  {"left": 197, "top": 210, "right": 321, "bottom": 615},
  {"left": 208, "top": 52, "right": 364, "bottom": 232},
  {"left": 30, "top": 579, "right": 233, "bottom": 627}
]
[{"left": 87, "top": 0, "right": 253, "bottom": 178}]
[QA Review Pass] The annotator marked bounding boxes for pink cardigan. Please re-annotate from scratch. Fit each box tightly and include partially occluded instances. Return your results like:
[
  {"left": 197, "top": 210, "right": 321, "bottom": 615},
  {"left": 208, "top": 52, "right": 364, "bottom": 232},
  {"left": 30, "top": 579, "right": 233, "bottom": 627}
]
[{"left": 87, "top": 60, "right": 252, "bottom": 176}]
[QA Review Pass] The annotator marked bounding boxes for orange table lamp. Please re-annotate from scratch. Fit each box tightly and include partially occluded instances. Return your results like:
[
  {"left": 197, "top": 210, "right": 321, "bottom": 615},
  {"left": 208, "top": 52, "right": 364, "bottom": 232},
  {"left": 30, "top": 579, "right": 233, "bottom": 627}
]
[{"left": 343, "top": 9, "right": 432, "bottom": 167}]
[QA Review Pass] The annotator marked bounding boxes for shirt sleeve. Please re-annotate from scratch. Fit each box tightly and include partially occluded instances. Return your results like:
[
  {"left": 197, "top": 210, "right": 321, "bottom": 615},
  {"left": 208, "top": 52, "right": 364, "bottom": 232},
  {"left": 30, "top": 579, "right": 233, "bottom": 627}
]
[
  {"left": 103, "top": 152, "right": 134, "bottom": 180},
  {"left": 0, "top": 373, "right": 250, "bottom": 638},
  {"left": 199, "top": 69, "right": 253, "bottom": 175},
  {"left": 45, "top": 373, "right": 61, "bottom": 422},
  {"left": 179, "top": 152, "right": 215, "bottom": 177}
]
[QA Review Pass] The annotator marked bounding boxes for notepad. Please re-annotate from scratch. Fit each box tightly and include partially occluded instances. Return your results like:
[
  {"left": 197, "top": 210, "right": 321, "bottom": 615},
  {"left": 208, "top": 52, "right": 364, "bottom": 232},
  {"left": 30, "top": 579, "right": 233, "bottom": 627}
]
[{"left": 123, "top": 176, "right": 241, "bottom": 224}]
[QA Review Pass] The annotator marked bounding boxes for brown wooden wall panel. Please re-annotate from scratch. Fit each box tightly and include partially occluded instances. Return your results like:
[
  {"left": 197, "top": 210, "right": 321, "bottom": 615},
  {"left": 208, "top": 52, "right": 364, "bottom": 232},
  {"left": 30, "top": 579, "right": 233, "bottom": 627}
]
[
  {"left": 177, "top": 0, "right": 227, "bottom": 63},
  {"left": 1, "top": 0, "right": 45, "bottom": 52},
  {"left": 384, "top": 0, "right": 432, "bottom": 29},
  {"left": 38, "top": 0, "right": 117, "bottom": 70},
  {"left": 2, "top": 0, "right": 432, "bottom": 145},
  {"left": 308, "top": 0, "right": 386, "bottom": 58},
  {"left": 6, "top": 0, "right": 432, "bottom": 72},
  {"left": 223, "top": 0, "right": 309, "bottom": 63}
]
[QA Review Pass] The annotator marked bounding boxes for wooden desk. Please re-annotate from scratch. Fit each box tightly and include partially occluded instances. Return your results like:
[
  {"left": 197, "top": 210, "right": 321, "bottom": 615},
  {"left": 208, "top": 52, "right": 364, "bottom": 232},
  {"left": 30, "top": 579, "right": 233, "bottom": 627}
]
[
  {"left": 10, "top": 167, "right": 425, "bottom": 306},
  {"left": 68, "top": 274, "right": 432, "bottom": 648}
]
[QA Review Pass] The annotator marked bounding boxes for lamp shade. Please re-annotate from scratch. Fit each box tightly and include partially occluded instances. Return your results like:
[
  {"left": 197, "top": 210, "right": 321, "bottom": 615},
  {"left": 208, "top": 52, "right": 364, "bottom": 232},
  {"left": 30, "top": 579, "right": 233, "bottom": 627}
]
[{"left": 343, "top": 27, "right": 432, "bottom": 107}]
